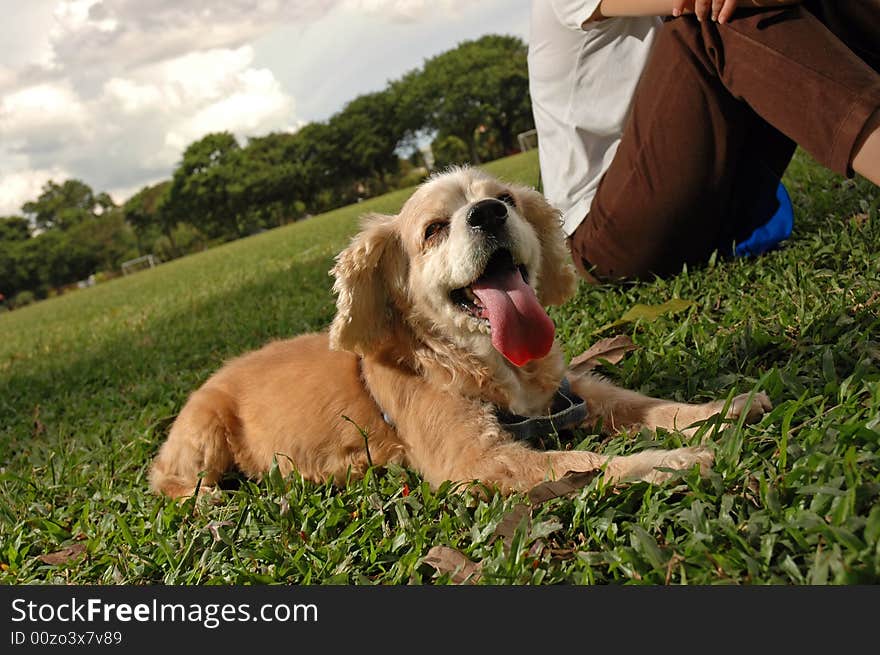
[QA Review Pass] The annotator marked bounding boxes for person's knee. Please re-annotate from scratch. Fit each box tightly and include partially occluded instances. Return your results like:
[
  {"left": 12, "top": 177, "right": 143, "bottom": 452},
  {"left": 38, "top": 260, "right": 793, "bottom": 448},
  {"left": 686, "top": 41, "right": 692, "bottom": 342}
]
[
  {"left": 570, "top": 216, "right": 724, "bottom": 282},
  {"left": 569, "top": 227, "right": 661, "bottom": 282},
  {"left": 656, "top": 15, "right": 704, "bottom": 53}
]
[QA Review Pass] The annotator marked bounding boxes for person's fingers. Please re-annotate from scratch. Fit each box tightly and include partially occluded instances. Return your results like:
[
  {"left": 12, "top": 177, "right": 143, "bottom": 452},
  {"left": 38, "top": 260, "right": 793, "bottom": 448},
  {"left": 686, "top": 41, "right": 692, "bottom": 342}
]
[
  {"left": 717, "top": 0, "right": 737, "bottom": 23},
  {"left": 671, "top": 0, "right": 688, "bottom": 18},
  {"left": 711, "top": 0, "right": 724, "bottom": 21},
  {"left": 694, "top": 0, "right": 711, "bottom": 22}
]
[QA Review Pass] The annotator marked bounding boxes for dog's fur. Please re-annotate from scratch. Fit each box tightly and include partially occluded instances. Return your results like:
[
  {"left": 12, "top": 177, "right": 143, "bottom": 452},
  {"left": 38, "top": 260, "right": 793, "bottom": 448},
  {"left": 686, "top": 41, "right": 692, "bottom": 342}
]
[{"left": 150, "top": 167, "right": 770, "bottom": 498}]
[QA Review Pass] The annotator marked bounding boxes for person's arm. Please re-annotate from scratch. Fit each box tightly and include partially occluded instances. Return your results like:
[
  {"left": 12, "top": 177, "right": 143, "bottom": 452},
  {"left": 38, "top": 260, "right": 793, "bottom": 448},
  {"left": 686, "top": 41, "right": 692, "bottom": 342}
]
[{"left": 590, "top": 0, "right": 800, "bottom": 24}]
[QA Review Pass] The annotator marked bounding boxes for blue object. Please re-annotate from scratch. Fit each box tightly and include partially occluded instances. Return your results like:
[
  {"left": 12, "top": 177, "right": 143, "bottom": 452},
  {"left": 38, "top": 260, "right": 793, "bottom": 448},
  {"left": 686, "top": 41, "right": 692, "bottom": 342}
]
[{"left": 735, "top": 181, "right": 794, "bottom": 257}]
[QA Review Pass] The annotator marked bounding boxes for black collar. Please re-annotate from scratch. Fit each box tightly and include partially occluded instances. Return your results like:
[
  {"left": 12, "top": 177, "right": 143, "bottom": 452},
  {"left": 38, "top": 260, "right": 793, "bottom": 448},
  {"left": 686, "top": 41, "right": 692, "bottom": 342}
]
[{"left": 494, "top": 378, "right": 587, "bottom": 443}]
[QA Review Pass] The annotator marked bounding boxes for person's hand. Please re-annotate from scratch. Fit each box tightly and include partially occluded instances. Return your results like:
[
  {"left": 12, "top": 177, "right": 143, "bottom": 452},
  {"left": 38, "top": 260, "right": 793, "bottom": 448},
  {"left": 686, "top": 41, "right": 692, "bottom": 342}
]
[
  {"left": 712, "top": 0, "right": 738, "bottom": 22},
  {"left": 671, "top": 0, "right": 738, "bottom": 23}
]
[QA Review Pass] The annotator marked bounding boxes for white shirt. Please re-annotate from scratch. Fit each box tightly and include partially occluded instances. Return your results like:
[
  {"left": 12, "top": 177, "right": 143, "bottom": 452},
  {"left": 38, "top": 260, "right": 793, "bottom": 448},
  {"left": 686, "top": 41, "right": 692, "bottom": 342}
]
[{"left": 528, "top": 1, "right": 661, "bottom": 235}]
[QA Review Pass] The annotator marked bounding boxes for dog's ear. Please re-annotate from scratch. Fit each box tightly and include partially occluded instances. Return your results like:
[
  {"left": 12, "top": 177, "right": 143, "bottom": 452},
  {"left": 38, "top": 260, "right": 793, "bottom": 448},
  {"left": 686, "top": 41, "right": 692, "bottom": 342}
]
[
  {"left": 516, "top": 186, "right": 578, "bottom": 306},
  {"left": 329, "top": 213, "right": 406, "bottom": 356}
]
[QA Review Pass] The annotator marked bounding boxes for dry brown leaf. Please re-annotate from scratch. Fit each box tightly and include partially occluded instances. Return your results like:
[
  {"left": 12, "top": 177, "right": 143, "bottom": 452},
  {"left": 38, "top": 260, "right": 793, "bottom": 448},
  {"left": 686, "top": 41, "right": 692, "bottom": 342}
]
[
  {"left": 429, "top": 473, "right": 599, "bottom": 574},
  {"left": 423, "top": 545, "right": 482, "bottom": 584},
  {"left": 528, "top": 540, "right": 547, "bottom": 558},
  {"left": 490, "top": 471, "right": 599, "bottom": 555},
  {"left": 492, "top": 502, "right": 530, "bottom": 549},
  {"left": 206, "top": 520, "right": 234, "bottom": 542},
  {"left": 37, "top": 543, "right": 87, "bottom": 566},
  {"left": 569, "top": 335, "right": 638, "bottom": 373},
  {"left": 526, "top": 470, "right": 599, "bottom": 505},
  {"left": 851, "top": 290, "right": 880, "bottom": 315}
]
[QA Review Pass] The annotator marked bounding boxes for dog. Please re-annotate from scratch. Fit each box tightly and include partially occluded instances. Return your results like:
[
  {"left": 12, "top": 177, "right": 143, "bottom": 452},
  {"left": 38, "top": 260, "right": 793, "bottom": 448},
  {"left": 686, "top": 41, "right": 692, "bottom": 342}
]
[{"left": 149, "top": 167, "right": 771, "bottom": 498}]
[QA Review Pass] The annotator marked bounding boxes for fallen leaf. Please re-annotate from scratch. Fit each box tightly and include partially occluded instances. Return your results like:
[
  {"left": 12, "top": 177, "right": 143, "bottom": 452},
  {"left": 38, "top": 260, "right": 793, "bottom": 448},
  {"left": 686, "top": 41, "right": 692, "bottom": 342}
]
[
  {"left": 528, "top": 539, "right": 547, "bottom": 560},
  {"left": 594, "top": 298, "right": 696, "bottom": 334},
  {"left": 527, "top": 470, "right": 599, "bottom": 505},
  {"left": 429, "top": 474, "right": 600, "bottom": 578},
  {"left": 850, "top": 291, "right": 880, "bottom": 315},
  {"left": 490, "top": 471, "right": 599, "bottom": 554},
  {"left": 665, "top": 553, "right": 685, "bottom": 585},
  {"left": 206, "top": 520, "right": 234, "bottom": 543},
  {"left": 422, "top": 546, "right": 482, "bottom": 584},
  {"left": 569, "top": 335, "right": 638, "bottom": 373},
  {"left": 37, "top": 543, "right": 87, "bottom": 566},
  {"left": 492, "top": 503, "right": 530, "bottom": 549}
]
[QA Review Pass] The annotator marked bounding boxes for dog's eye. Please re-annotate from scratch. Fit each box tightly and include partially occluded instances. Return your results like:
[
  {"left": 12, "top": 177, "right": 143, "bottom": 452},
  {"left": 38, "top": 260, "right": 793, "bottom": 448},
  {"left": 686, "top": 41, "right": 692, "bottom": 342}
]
[
  {"left": 424, "top": 221, "right": 449, "bottom": 242},
  {"left": 497, "top": 192, "right": 515, "bottom": 206}
]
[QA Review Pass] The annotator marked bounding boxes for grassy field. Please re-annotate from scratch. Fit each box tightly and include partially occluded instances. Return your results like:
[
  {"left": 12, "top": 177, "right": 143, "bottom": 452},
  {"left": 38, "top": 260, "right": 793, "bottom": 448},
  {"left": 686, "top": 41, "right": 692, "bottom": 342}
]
[{"left": 1, "top": 149, "right": 878, "bottom": 584}]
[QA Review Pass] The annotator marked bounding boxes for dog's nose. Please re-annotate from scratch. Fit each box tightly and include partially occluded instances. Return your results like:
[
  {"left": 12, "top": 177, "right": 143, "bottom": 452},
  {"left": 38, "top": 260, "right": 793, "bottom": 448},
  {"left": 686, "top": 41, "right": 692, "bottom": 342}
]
[{"left": 467, "top": 198, "right": 508, "bottom": 233}]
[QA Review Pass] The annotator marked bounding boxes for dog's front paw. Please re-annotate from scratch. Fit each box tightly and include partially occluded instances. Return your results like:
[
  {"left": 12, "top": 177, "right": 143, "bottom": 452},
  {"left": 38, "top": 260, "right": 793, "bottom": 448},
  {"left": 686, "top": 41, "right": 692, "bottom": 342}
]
[
  {"left": 722, "top": 392, "right": 772, "bottom": 424},
  {"left": 630, "top": 446, "right": 714, "bottom": 484},
  {"left": 679, "top": 392, "right": 772, "bottom": 438},
  {"left": 604, "top": 447, "right": 713, "bottom": 484}
]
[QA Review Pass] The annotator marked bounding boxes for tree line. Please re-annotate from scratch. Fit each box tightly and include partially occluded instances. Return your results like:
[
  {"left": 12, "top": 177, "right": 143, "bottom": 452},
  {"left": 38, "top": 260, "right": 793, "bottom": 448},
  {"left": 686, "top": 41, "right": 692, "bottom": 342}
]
[{"left": 0, "top": 35, "right": 532, "bottom": 307}]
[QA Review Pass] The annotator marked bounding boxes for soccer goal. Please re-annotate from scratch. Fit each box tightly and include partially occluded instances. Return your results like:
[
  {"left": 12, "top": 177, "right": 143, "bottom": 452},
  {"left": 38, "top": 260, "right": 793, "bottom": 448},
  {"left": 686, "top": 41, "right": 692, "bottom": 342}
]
[
  {"left": 517, "top": 128, "right": 538, "bottom": 152},
  {"left": 121, "top": 254, "right": 157, "bottom": 276}
]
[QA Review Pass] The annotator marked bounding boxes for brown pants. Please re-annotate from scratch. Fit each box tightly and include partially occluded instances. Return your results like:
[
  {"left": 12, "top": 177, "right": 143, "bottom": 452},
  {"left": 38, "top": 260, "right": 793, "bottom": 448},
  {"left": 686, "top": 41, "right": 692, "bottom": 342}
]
[{"left": 569, "top": 1, "right": 880, "bottom": 280}]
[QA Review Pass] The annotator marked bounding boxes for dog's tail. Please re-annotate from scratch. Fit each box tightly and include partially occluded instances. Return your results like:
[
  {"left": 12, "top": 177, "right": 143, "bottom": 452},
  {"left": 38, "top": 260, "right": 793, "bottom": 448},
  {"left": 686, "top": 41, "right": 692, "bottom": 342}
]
[{"left": 149, "top": 386, "right": 238, "bottom": 498}]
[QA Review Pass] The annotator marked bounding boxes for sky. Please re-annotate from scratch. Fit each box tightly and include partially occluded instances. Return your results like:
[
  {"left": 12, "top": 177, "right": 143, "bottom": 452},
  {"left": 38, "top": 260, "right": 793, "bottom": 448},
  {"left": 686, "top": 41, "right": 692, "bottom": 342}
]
[{"left": 0, "top": 0, "right": 531, "bottom": 216}]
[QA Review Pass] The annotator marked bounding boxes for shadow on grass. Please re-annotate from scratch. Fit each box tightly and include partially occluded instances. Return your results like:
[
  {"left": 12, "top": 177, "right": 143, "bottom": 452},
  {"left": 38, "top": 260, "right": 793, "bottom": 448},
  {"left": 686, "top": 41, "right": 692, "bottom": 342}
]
[{"left": 0, "top": 250, "right": 339, "bottom": 467}]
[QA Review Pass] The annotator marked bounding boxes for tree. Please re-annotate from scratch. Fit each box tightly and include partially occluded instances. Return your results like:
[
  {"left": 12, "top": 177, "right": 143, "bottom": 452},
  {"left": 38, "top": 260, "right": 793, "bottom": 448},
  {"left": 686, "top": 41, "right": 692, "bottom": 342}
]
[
  {"left": 479, "top": 38, "right": 532, "bottom": 157},
  {"left": 431, "top": 134, "right": 470, "bottom": 170},
  {"left": 329, "top": 90, "right": 407, "bottom": 193},
  {"left": 1, "top": 179, "right": 135, "bottom": 299},
  {"left": 123, "top": 181, "right": 173, "bottom": 255},
  {"left": 68, "top": 211, "right": 138, "bottom": 274},
  {"left": 0, "top": 239, "right": 23, "bottom": 297},
  {"left": 5, "top": 238, "right": 41, "bottom": 297},
  {"left": 22, "top": 179, "right": 114, "bottom": 231},
  {"left": 0, "top": 216, "right": 30, "bottom": 241},
  {"left": 165, "top": 132, "right": 249, "bottom": 239},
  {"left": 388, "top": 69, "right": 434, "bottom": 156},
  {"left": 286, "top": 121, "right": 352, "bottom": 213},
  {"left": 239, "top": 132, "right": 308, "bottom": 228},
  {"left": 405, "top": 35, "right": 533, "bottom": 164}
]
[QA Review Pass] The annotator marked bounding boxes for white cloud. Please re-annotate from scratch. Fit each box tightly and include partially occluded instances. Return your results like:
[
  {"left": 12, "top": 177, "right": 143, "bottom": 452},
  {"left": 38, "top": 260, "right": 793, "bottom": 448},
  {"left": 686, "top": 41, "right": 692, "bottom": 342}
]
[
  {"left": 0, "top": 0, "right": 527, "bottom": 214},
  {"left": 45, "top": 0, "right": 341, "bottom": 77},
  {"left": 102, "top": 77, "right": 163, "bottom": 114},
  {"left": 152, "top": 47, "right": 296, "bottom": 151},
  {"left": 0, "top": 66, "right": 18, "bottom": 93},
  {"left": 0, "top": 167, "right": 70, "bottom": 216},
  {"left": 1, "top": 45, "right": 297, "bottom": 212},
  {"left": 0, "top": 1, "right": 316, "bottom": 212},
  {"left": 345, "top": 0, "right": 471, "bottom": 22},
  {"left": 0, "top": 82, "right": 89, "bottom": 141},
  {"left": 0, "top": 1, "right": 57, "bottom": 73}
]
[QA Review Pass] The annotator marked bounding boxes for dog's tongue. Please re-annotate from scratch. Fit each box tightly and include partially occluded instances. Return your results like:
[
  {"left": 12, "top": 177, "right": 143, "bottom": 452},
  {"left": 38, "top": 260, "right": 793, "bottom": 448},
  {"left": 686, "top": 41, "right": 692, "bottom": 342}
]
[{"left": 472, "top": 267, "right": 555, "bottom": 367}]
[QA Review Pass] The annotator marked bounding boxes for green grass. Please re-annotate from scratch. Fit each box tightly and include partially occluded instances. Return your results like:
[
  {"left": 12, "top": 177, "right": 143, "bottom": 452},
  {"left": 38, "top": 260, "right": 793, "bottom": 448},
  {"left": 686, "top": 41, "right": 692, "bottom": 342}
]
[{"left": 1, "top": 149, "right": 879, "bottom": 584}]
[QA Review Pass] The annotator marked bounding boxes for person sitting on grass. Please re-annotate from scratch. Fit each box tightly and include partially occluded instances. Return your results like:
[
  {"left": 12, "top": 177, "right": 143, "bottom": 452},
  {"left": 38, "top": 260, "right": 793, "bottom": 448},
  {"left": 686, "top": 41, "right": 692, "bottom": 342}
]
[{"left": 528, "top": 0, "right": 880, "bottom": 281}]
